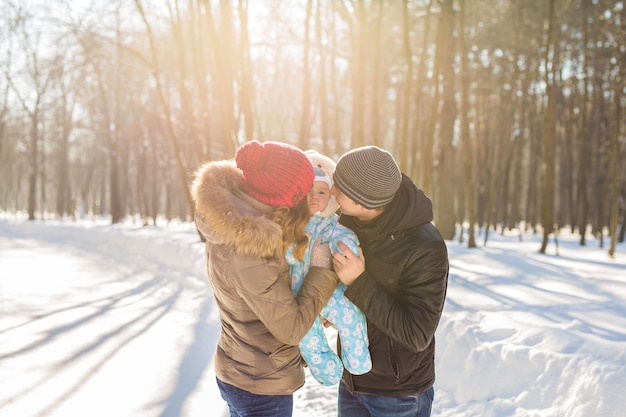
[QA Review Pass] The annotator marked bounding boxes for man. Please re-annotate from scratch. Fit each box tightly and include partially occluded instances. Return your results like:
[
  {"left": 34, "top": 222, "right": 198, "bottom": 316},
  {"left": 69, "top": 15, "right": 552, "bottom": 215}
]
[{"left": 330, "top": 145, "right": 449, "bottom": 417}]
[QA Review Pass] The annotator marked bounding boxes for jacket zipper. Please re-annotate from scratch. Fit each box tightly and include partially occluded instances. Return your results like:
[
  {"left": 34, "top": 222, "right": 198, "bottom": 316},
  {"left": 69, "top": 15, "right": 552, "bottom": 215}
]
[{"left": 387, "top": 338, "right": 400, "bottom": 384}]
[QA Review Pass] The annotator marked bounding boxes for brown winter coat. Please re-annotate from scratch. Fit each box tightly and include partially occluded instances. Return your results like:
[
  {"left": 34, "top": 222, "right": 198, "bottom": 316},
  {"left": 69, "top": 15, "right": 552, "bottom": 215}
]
[{"left": 191, "top": 160, "right": 338, "bottom": 395}]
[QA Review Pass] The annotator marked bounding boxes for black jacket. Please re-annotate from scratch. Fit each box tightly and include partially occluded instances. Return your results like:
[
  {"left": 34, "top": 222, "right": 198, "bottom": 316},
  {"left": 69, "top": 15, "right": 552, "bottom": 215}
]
[{"left": 339, "top": 174, "right": 449, "bottom": 396}]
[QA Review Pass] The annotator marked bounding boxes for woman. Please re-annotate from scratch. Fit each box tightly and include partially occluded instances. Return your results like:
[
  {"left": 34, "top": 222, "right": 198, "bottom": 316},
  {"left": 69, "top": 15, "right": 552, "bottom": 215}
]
[{"left": 190, "top": 140, "right": 338, "bottom": 417}]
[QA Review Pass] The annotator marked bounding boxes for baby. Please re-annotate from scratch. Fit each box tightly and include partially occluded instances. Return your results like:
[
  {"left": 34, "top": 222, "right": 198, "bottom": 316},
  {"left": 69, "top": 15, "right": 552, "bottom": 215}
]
[{"left": 286, "top": 150, "right": 372, "bottom": 386}]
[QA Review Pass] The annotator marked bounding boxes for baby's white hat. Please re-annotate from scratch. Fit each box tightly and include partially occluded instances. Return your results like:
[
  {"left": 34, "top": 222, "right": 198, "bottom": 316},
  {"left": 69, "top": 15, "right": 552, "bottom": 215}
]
[{"left": 305, "top": 150, "right": 339, "bottom": 218}]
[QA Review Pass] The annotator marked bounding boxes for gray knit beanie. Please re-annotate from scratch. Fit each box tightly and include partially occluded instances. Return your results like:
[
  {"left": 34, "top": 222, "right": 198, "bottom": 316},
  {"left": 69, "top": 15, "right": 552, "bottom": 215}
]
[{"left": 333, "top": 146, "right": 402, "bottom": 209}]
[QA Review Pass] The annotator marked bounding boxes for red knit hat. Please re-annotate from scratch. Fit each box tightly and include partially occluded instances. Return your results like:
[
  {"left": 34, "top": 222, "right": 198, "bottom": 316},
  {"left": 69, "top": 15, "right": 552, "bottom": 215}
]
[{"left": 235, "top": 140, "right": 314, "bottom": 207}]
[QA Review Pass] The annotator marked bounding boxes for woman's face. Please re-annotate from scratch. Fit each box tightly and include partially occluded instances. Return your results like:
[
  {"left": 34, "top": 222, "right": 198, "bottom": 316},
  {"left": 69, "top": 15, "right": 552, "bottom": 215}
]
[{"left": 307, "top": 181, "right": 331, "bottom": 215}]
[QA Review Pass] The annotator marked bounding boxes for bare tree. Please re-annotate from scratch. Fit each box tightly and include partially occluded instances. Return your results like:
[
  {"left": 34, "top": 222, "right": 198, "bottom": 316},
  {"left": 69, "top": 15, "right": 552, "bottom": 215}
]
[
  {"left": 607, "top": 1, "right": 625, "bottom": 257},
  {"left": 298, "top": 0, "right": 314, "bottom": 148},
  {"left": 237, "top": 0, "right": 255, "bottom": 145},
  {"left": 459, "top": 0, "right": 476, "bottom": 248},
  {"left": 351, "top": 0, "right": 366, "bottom": 148},
  {"left": 577, "top": 0, "right": 591, "bottom": 244},
  {"left": 539, "top": 0, "right": 557, "bottom": 254},
  {"left": 5, "top": 27, "right": 57, "bottom": 220},
  {"left": 134, "top": 0, "right": 196, "bottom": 223},
  {"left": 397, "top": 0, "right": 414, "bottom": 172},
  {"left": 434, "top": 0, "right": 457, "bottom": 239}
]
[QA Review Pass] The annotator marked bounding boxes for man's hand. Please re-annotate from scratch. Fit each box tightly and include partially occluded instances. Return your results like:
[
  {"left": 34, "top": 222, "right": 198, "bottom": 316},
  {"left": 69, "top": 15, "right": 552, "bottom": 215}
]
[{"left": 332, "top": 241, "right": 365, "bottom": 286}]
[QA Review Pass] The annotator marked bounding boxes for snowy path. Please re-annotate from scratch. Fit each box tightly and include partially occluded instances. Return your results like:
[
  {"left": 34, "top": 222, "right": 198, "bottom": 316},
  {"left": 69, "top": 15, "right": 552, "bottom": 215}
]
[{"left": 0, "top": 222, "right": 227, "bottom": 417}]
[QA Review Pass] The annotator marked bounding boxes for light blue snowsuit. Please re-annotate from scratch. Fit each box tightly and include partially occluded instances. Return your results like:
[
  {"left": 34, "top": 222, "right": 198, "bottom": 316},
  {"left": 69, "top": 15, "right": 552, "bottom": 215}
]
[{"left": 286, "top": 214, "right": 372, "bottom": 386}]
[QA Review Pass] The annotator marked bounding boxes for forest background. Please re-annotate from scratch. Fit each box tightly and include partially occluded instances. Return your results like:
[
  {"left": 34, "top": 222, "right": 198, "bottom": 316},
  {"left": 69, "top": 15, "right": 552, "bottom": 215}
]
[{"left": 0, "top": 0, "right": 624, "bottom": 255}]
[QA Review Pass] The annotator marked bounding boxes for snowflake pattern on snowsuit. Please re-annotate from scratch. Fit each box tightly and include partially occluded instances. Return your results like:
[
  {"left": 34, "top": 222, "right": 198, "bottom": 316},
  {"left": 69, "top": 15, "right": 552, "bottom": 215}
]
[{"left": 286, "top": 214, "right": 372, "bottom": 386}]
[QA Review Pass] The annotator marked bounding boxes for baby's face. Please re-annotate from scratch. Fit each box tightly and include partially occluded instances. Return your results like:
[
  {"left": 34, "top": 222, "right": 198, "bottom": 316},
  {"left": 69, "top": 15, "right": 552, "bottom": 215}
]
[{"left": 307, "top": 181, "right": 331, "bottom": 215}]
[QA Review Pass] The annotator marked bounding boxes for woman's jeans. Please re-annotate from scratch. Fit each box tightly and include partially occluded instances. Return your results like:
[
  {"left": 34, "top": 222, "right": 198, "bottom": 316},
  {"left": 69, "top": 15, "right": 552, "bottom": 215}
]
[
  {"left": 216, "top": 378, "right": 293, "bottom": 417},
  {"left": 338, "top": 380, "right": 434, "bottom": 417}
]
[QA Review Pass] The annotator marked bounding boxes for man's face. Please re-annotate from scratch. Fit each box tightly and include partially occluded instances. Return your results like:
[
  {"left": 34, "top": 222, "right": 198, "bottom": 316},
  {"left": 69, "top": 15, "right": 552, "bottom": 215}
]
[
  {"left": 330, "top": 185, "right": 358, "bottom": 216},
  {"left": 331, "top": 185, "right": 382, "bottom": 221}
]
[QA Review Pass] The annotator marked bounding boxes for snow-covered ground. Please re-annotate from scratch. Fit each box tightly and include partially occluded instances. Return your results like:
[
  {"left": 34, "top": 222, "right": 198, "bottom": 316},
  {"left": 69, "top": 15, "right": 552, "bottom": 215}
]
[{"left": 1, "top": 216, "right": 625, "bottom": 417}]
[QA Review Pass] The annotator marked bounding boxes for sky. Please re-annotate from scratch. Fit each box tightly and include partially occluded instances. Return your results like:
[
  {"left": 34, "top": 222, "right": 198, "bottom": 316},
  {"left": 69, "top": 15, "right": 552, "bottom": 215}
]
[{"left": 1, "top": 215, "right": 625, "bottom": 417}]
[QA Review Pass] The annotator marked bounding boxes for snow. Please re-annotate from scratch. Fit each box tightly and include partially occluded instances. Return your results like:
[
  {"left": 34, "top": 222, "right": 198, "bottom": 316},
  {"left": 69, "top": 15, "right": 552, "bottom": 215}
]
[{"left": 1, "top": 216, "right": 625, "bottom": 417}]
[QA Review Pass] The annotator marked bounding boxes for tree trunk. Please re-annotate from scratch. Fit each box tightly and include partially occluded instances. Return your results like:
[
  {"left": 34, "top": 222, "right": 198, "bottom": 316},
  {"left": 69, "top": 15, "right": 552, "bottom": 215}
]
[
  {"left": 540, "top": 0, "right": 556, "bottom": 254},
  {"left": 56, "top": 89, "right": 72, "bottom": 217},
  {"left": 370, "top": 0, "right": 383, "bottom": 147},
  {"left": 578, "top": 0, "right": 590, "bottom": 244},
  {"left": 459, "top": 0, "right": 476, "bottom": 248},
  {"left": 315, "top": 0, "right": 329, "bottom": 153},
  {"left": 27, "top": 111, "right": 38, "bottom": 220},
  {"left": 435, "top": 0, "right": 457, "bottom": 239},
  {"left": 351, "top": 0, "right": 366, "bottom": 148},
  {"left": 411, "top": 1, "right": 433, "bottom": 187},
  {"left": 419, "top": 5, "right": 443, "bottom": 198},
  {"left": 608, "top": 8, "right": 624, "bottom": 257},
  {"left": 189, "top": 0, "right": 213, "bottom": 161},
  {"left": 398, "top": 0, "right": 413, "bottom": 169},
  {"left": 607, "top": 83, "right": 620, "bottom": 257},
  {"left": 298, "top": 0, "right": 313, "bottom": 149},
  {"left": 238, "top": 0, "right": 255, "bottom": 144}
]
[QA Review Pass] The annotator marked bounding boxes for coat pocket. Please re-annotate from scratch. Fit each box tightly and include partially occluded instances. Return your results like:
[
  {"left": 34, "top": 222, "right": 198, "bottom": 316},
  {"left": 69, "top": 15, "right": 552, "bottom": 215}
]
[{"left": 265, "top": 345, "right": 300, "bottom": 375}]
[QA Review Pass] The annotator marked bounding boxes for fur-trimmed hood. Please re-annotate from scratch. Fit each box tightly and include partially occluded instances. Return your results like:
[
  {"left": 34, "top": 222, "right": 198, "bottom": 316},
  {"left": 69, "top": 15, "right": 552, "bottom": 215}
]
[{"left": 190, "top": 160, "right": 283, "bottom": 259}]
